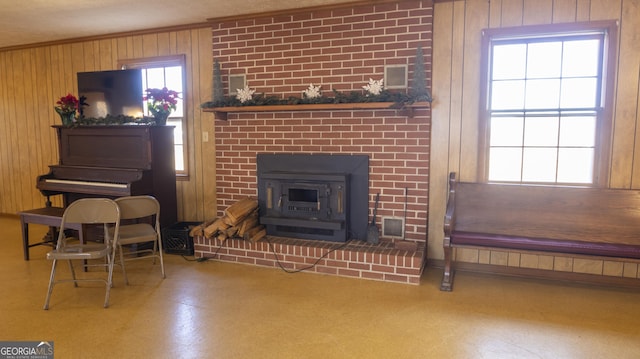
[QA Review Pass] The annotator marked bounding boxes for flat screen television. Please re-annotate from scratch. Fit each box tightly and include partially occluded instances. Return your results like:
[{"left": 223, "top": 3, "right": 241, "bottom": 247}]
[{"left": 77, "top": 69, "right": 143, "bottom": 119}]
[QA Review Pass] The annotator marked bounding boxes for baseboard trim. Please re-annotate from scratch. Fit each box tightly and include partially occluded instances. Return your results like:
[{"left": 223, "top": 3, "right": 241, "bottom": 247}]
[{"left": 428, "top": 259, "right": 640, "bottom": 290}]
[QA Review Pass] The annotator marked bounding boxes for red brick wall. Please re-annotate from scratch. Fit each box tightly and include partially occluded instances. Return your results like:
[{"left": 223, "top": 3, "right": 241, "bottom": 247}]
[{"left": 210, "top": 0, "right": 432, "bottom": 246}]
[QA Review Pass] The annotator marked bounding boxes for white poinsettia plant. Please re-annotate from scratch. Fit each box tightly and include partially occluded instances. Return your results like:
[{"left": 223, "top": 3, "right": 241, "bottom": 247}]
[
  {"left": 302, "top": 84, "right": 322, "bottom": 99},
  {"left": 236, "top": 86, "right": 256, "bottom": 103},
  {"left": 362, "top": 78, "right": 384, "bottom": 96}
]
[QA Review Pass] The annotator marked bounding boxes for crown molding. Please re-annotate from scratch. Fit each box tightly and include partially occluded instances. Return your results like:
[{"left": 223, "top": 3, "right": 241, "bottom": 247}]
[{"left": 0, "top": 22, "right": 211, "bottom": 52}]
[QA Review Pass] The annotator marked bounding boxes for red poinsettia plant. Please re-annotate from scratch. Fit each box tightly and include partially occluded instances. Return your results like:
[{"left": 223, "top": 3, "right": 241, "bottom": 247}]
[
  {"left": 55, "top": 93, "right": 80, "bottom": 114},
  {"left": 144, "top": 87, "right": 180, "bottom": 116}
]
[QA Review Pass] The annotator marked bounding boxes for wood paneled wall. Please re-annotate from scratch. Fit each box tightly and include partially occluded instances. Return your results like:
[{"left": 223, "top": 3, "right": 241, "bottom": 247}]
[
  {"left": 2, "top": 0, "right": 639, "bottom": 271},
  {"left": 0, "top": 26, "right": 216, "bottom": 222},
  {"left": 429, "top": 0, "right": 640, "bottom": 270}
]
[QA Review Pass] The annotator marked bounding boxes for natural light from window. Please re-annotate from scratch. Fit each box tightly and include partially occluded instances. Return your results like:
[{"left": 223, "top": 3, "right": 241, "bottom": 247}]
[
  {"left": 487, "top": 37, "right": 601, "bottom": 184},
  {"left": 142, "top": 66, "right": 185, "bottom": 172}
]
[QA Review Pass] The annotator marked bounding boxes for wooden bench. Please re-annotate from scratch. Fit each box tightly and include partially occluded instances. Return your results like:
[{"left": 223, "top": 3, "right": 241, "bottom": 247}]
[{"left": 441, "top": 172, "right": 640, "bottom": 291}]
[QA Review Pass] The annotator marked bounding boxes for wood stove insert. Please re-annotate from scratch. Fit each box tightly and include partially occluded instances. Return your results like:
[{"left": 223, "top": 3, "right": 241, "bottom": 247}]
[{"left": 257, "top": 154, "right": 369, "bottom": 242}]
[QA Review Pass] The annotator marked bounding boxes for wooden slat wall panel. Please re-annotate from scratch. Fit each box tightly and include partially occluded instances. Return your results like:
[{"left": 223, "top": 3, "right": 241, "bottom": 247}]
[
  {"left": 612, "top": 0, "right": 637, "bottom": 187},
  {"left": 33, "top": 48, "right": 50, "bottom": 190},
  {"left": 0, "top": 26, "right": 213, "bottom": 223},
  {"left": 448, "top": 1, "right": 466, "bottom": 178},
  {"left": 428, "top": 1, "right": 455, "bottom": 262},
  {"left": 459, "top": 0, "right": 487, "bottom": 180},
  {"left": 625, "top": 0, "right": 640, "bottom": 187},
  {"left": 11, "top": 52, "right": 25, "bottom": 208},
  {"left": 591, "top": 0, "right": 622, "bottom": 20},
  {"left": 576, "top": 0, "right": 592, "bottom": 21},
  {"left": 523, "top": 0, "right": 553, "bottom": 25},
  {"left": 488, "top": 0, "right": 502, "bottom": 27},
  {"left": 197, "top": 26, "right": 218, "bottom": 222},
  {"left": 187, "top": 29, "right": 203, "bottom": 221},
  {"left": 14, "top": 52, "right": 27, "bottom": 208},
  {"left": 177, "top": 29, "right": 197, "bottom": 221},
  {"left": 553, "top": 0, "right": 578, "bottom": 22},
  {"left": 429, "top": 0, "right": 640, "bottom": 261},
  {"left": 501, "top": 0, "right": 524, "bottom": 27}
]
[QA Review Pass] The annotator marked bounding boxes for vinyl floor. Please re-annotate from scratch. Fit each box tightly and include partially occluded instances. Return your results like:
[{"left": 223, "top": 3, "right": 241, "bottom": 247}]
[{"left": 1, "top": 215, "right": 640, "bottom": 358}]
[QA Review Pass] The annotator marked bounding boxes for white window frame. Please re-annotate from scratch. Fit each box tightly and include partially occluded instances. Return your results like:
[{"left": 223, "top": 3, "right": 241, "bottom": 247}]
[{"left": 478, "top": 21, "right": 618, "bottom": 187}]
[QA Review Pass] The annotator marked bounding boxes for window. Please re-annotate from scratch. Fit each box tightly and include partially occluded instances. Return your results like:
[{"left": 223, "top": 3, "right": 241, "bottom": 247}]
[
  {"left": 478, "top": 22, "right": 617, "bottom": 186},
  {"left": 119, "top": 55, "right": 188, "bottom": 177}
]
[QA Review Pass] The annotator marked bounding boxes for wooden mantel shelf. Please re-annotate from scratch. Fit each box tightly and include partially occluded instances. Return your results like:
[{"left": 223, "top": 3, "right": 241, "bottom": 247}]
[{"left": 201, "top": 102, "right": 430, "bottom": 120}]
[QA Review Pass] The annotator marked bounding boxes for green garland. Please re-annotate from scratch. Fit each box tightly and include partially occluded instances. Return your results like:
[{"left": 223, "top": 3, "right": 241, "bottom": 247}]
[
  {"left": 201, "top": 89, "right": 426, "bottom": 109},
  {"left": 71, "top": 114, "right": 156, "bottom": 126}
]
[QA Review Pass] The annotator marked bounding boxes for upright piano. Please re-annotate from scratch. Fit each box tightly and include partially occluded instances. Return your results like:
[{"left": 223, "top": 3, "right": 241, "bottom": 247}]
[{"left": 37, "top": 125, "right": 177, "bottom": 228}]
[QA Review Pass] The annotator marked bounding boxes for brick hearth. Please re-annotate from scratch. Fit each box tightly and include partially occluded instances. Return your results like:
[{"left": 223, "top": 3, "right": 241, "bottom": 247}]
[{"left": 194, "top": 235, "right": 425, "bottom": 285}]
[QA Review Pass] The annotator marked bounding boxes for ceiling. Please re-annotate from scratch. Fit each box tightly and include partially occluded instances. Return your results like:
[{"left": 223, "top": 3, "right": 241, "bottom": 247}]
[{"left": 0, "top": 0, "right": 358, "bottom": 49}]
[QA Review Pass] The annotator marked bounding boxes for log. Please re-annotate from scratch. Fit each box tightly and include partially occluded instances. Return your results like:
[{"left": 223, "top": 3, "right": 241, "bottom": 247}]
[
  {"left": 204, "top": 218, "right": 229, "bottom": 238},
  {"left": 189, "top": 224, "right": 204, "bottom": 237},
  {"left": 237, "top": 212, "right": 259, "bottom": 237},
  {"left": 226, "top": 226, "right": 238, "bottom": 238},
  {"left": 248, "top": 227, "right": 266, "bottom": 243},
  {"left": 189, "top": 219, "right": 216, "bottom": 237},
  {"left": 224, "top": 197, "right": 258, "bottom": 226},
  {"left": 243, "top": 225, "right": 266, "bottom": 242}
]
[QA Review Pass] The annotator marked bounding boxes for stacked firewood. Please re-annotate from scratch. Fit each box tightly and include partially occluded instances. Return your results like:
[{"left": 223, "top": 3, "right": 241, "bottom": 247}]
[{"left": 189, "top": 197, "right": 266, "bottom": 242}]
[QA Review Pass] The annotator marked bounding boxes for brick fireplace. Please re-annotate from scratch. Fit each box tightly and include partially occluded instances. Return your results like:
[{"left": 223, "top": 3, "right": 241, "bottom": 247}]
[{"left": 195, "top": 0, "right": 433, "bottom": 285}]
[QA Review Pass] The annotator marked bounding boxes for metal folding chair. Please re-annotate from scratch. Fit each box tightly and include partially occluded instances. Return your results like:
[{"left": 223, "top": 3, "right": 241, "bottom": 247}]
[
  {"left": 43, "top": 198, "right": 121, "bottom": 309},
  {"left": 114, "top": 195, "right": 165, "bottom": 284}
]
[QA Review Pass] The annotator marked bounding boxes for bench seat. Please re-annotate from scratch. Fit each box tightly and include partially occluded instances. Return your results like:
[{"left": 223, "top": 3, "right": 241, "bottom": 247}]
[
  {"left": 452, "top": 231, "right": 640, "bottom": 260},
  {"left": 441, "top": 172, "right": 640, "bottom": 291}
]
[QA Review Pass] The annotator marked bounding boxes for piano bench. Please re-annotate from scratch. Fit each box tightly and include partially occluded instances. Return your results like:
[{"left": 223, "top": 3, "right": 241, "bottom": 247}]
[{"left": 19, "top": 207, "right": 83, "bottom": 261}]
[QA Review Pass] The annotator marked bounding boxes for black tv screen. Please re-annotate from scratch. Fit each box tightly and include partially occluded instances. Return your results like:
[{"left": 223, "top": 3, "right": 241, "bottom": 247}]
[{"left": 77, "top": 69, "right": 143, "bottom": 118}]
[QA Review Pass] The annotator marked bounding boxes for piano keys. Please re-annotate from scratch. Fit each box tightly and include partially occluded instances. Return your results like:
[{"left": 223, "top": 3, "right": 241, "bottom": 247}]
[
  {"left": 41, "top": 178, "right": 128, "bottom": 192},
  {"left": 37, "top": 125, "right": 177, "bottom": 228},
  {"left": 39, "top": 165, "right": 150, "bottom": 197}
]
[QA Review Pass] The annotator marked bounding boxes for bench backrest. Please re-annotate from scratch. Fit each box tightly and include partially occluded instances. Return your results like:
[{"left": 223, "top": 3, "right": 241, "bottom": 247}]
[{"left": 454, "top": 181, "right": 640, "bottom": 245}]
